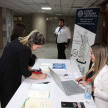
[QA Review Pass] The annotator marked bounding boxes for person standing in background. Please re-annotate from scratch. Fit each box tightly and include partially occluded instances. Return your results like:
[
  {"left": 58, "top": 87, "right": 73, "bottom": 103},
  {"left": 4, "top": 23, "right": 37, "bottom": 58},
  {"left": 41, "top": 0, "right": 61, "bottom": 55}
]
[
  {"left": 54, "top": 19, "right": 71, "bottom": 59},
  {"left": 11, "top": 23, "right": 25, "bottom": 41},
  {"left": 10, "top": 23, "right": 36, "bottom": 67}
]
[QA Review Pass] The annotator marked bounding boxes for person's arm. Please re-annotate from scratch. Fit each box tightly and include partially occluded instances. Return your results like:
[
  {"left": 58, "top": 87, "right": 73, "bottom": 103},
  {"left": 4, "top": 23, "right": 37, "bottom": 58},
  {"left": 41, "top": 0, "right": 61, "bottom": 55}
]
[
  {"left": 29, "top": 54, "right": 37, "bottom": 67},
  {"left": 29, "top": 73, "right": 46, "bottom": 80},
  {"left": 28, "top": 66, "right": 40, "bottom": 72},
  {"left": 93, "top": 72, "right": 108, "bottom": 102},
  {"left": 19, "top": 48, "right": 46, "bottom": 80},
  {"left": 65, "top": 39, "right": 71, "bottom": 48},
  {"left": 54, "top": 33, "right": 58, "bottom": 37},
  {"left": 54, "top": 28, "right": 58, "bottom": 37}
]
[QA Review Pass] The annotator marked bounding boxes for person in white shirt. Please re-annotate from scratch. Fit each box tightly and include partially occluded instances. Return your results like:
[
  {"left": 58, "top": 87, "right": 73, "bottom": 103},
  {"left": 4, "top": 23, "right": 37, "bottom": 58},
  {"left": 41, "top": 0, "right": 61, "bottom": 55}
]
[
  {"left": 54, "top": 19, "right": 71, "bottom": 59},
  {"left": 75, "top": 43, "right": 108, "bottom": 108}
]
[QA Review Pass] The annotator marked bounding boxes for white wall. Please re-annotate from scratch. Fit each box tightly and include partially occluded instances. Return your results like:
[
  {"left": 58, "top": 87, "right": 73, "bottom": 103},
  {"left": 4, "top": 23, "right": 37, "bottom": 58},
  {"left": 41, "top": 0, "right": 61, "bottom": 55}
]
[
  {"left": 14, "top": 15, "right": 32, "bottom": 37},
  {"left": 2, "top": 7, "right": 13, "bottom": 48},
  {"left": 0, "top": 7, "right": 3, "bottom": 49}
]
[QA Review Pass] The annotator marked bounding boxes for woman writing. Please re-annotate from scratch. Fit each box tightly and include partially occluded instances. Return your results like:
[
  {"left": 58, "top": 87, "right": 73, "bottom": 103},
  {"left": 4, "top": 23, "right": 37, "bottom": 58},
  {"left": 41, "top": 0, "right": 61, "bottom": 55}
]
[
  {"left": 76, "top": 43, "right": 108, "bottom": 108},
  {"left": 0, "top": 30, "right": 46, "bottom": 108}
]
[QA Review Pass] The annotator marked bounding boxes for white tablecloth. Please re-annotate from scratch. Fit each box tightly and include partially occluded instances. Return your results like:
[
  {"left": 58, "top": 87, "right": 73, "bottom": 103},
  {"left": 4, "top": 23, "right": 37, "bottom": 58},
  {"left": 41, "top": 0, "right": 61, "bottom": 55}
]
[{"left": 6, "top": 59, "right": 97, "bottom": 108}]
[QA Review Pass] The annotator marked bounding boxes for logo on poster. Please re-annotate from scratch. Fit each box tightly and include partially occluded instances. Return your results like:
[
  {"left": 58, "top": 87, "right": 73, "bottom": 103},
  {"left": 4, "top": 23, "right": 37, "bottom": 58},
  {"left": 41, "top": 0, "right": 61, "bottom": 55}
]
[{"left": 78, "top": 10, "right": 83, "bottom": 17}]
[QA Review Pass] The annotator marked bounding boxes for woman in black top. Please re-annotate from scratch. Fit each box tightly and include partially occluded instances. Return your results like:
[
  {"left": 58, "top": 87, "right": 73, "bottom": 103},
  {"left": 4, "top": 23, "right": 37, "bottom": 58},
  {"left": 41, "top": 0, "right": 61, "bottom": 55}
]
[
  {"left": 0, "top": 30, "right": 46, "bottom": 108},
  {"left": 10, "top": 23, "right": 25, "bottom": 41},
  {"left": 10, "top": 23, "right": 36, "bottom": 67}
]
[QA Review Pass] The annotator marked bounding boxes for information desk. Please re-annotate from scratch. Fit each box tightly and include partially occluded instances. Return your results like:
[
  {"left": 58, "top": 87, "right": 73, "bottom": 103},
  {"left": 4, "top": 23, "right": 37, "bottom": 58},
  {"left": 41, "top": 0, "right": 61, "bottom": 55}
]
[{"left": 6, "top": 59, "right": 97, "bottom": 108}]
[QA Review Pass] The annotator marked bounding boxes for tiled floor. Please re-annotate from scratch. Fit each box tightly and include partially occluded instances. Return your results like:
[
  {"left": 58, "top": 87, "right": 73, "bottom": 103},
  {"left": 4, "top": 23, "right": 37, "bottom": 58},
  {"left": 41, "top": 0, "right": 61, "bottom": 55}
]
[
  {"left": 0, "top": 42, "right": 72, "bottom": 108},
  {"left": 32, "top": 43, "right": 72, "bottom": 59}
]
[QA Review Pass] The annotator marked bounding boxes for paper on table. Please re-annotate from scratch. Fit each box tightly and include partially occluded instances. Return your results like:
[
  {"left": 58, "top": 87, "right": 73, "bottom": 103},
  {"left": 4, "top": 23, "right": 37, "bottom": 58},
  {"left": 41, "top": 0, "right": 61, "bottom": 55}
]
[
  {"left": 41, "top": 63, "right": 52, "bottom": 66},
  {"left": 40, "top": 66, "right": 51, "bottom": 73},
  {"left": 58, "top": 72, "right": 79, "bottom": 79},
  {"left": 22, "top": 98, "right": 52, "bottom": 108},
  {"left": 28, "top": 91, "right": 50, "bottom": 99},
  {"left": 29, "top": 84, "right": 50, "bottom": 90},
  {"left": 52, "top": 60, "right": 70, "bottom": 64}
]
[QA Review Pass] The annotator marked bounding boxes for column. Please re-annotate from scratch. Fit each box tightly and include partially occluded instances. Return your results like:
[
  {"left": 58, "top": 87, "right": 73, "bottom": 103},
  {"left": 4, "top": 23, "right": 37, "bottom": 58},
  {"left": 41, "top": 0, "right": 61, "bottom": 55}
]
[
  {"left": 32, "top": 13, "right": 47, "bottom": 41},
  {"left": 0, "top": 7, "right": 3, "bottom": 49}
]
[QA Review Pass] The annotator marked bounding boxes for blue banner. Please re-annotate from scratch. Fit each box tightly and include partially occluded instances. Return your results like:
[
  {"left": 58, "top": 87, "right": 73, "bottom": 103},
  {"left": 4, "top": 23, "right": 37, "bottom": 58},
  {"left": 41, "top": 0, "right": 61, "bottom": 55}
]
[{"left": 75, "top": 8, "right": 100, "bottom": 34}]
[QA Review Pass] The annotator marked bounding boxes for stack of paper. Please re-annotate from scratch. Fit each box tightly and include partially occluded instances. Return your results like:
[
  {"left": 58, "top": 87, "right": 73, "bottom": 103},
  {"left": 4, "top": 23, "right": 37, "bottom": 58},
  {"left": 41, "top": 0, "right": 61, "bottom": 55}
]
[
  {"left": 29, "top": 84, "right": 49, "bottom": 90},
  {"left": 28, "top": 91, "right": 50, "bottom": 99},
  {"left": 22, "top": 98, "right": 52, "bottom": 108}
]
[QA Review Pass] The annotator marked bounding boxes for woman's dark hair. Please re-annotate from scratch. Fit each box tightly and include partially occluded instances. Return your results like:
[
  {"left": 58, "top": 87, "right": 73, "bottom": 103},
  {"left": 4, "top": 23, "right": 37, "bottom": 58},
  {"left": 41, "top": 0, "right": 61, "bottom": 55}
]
[{"left": 11, "top": 23, "right": 25, "bottom": 37}]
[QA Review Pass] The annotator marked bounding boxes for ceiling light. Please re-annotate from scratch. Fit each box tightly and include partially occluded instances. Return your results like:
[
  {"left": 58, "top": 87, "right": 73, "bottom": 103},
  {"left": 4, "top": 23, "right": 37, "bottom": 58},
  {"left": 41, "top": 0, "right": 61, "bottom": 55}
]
[
  {"left": 56, "top": 14, "right": 62, "bottom": 15},
  {"left": 42, "top": 7, "right": 51, "bottom": 10}
]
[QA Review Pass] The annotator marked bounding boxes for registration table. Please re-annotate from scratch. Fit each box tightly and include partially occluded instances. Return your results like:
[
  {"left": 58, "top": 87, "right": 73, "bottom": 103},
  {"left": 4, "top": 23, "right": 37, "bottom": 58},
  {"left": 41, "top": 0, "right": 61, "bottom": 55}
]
[{"left": 6, "top": 59, "right": 97, "bottom": 108}]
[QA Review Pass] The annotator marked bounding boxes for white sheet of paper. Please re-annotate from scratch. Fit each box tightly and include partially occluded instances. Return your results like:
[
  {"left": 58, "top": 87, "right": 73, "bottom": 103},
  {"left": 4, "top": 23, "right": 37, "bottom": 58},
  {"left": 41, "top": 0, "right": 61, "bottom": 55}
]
[
  {"left": 41, "top": 63, "right": 52, "bottom": 66},
  {"left": 28, "top": 91, "right": 50, "bottom": 99},
  {"left": 29, "top": 84, "right": 49, "bottom": 90}
]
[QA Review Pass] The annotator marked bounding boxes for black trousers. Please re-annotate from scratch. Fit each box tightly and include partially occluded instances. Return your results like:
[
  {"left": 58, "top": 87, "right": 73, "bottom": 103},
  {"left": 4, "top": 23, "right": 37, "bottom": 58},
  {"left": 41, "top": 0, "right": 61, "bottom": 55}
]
[
  {"left": 57, "top": 43, "right": 67, "bottom": 59},
  {"left": 0, "top": 78, "right": 21, "bottom": 108}
]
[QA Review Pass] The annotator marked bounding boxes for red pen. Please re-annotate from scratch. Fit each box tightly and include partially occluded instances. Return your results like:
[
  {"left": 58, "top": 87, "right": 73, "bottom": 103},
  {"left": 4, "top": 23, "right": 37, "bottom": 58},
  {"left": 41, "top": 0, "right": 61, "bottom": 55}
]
[{"left": 32, "top": 71, "right": 42, "bottom": 74}]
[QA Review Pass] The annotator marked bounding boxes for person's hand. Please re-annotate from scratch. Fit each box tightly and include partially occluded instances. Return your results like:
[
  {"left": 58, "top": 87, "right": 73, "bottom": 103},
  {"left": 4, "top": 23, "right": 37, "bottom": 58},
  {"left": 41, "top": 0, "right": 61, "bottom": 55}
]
[
  {"left": 78, "top": 81, "right": 87, "bottom": 87},
  {"left": 75, "top": 76, "right": 85, "bottom": 82},
  {"left": 54, "top": 33, "right": 58, "bottom": 37},
  {"left": 38, "top": 73, "right": 47, "bottom": 79},
  {"left": 65, "top": 45, "right": 68, "bottom": 48},
  {"left": 92, "top": 87, "right": 96, "bottom": 92}
]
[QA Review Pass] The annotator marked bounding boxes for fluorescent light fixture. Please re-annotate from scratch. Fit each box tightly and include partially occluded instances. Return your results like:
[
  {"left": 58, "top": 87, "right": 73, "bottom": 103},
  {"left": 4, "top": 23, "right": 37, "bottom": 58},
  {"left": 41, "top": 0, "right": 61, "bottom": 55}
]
[
  {"left": 42, "top": 7, "right": 51, "bottom": 10},
  {"left": 56, "top": 14, "right": 62, "bottom": 15}
]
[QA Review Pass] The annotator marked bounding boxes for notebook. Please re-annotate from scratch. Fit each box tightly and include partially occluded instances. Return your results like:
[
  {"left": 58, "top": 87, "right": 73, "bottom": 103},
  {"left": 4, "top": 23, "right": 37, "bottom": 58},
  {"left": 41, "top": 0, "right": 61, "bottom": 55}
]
[{"left": 52, "top": 63, "right": 66, "bottom": 70}]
